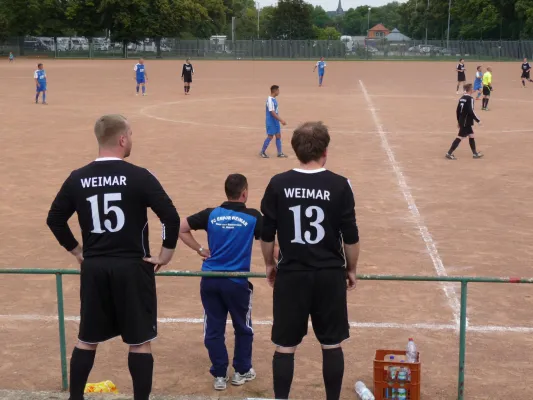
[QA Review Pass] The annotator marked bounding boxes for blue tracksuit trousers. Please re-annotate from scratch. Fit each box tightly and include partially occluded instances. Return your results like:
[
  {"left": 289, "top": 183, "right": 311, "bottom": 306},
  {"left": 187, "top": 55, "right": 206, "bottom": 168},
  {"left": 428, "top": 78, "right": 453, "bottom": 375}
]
[{"left": 200, "top": 277, "right": 254, "bottom": 378}]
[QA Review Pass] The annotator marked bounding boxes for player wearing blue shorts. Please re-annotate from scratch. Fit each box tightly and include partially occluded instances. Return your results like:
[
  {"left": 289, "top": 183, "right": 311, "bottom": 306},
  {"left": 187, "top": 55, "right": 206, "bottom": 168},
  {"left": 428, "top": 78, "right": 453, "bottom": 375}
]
[
  {"left": 134, "top": 58, "right": 148, "bottom": 96},
  {"left": 313, "top": 57, "right": 327, "bottom": 87},
  {"left": 474, "top": 66, "right": 483, "bottom": 100},
  {"left": 260, "top": 85, "right": 287, "bottom": 159},
  {"left": 9, "top": 52, "right": 14, "bottom": 63},
  {"left": 34, "top": 63, "right": 47, "bottom": 105}
]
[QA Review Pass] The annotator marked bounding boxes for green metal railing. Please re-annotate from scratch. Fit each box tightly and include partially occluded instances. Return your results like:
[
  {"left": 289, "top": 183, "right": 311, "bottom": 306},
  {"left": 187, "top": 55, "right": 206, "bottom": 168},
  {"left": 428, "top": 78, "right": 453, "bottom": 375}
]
[{"left": 1, "top": 268, "right": 532, "bottom": 399}]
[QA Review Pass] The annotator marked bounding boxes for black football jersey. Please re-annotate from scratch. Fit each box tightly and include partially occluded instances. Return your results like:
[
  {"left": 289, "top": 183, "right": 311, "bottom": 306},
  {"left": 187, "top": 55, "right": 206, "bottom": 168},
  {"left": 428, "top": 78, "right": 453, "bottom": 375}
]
[
  {"left": 457, "top": 94, "right": 480, "bottom": 127},
  {"left": 182, "top": 63, "right": 194, "bottom": 76},
  {"left": 261, "top": 168, "right": 359, "bottom": 270},
  {"left": 522, "top": 62, "right": 531, "bottom": 72},
  {"left": 47, "top": 158, "right": 180, "bottom": 258}
]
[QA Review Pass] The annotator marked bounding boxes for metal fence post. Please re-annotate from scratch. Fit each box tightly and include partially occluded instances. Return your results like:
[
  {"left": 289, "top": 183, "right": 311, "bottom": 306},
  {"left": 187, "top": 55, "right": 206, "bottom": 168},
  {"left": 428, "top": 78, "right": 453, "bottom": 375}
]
[
  {"left": 457, "top": 281, "right": 468, "bottom": 400},
  {"left": 55, "top": 273, "right": 68, "bottom": 391}
]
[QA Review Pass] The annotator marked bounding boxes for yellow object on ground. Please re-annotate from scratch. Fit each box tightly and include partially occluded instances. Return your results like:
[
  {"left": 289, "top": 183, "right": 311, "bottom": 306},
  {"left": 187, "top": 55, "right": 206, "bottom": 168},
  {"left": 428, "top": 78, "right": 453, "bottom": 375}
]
[{"left": 84, "top": 380, "right": 118, "bottom": 393}]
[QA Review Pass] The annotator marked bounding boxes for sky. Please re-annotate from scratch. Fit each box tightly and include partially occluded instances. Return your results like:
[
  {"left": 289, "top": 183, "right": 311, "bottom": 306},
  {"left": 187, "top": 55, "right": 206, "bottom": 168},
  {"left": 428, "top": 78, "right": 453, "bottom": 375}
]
[{"left": 258, "top": 0, "right": 406, "bottom": 11}]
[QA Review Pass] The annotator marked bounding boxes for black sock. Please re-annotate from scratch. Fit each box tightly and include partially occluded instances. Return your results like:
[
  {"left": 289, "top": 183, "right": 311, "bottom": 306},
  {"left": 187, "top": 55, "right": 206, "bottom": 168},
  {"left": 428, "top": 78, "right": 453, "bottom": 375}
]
[
  {"left": 456, "top": 84, "right": 460, "bottom": 91},
  {"left": 273, "top": 352, "right": 294, "bottom": 399},
  {"left": 448, "top": 138, "right": 461, "bottom": 155},
  {"left": 485, "top": 98, "right": 490, "bottom": 108},
  {"left": 523, "top": 80, "right": 526, "bottom": 87},
  {"left": 128, "top": 353, "right": 154, "bottom": 400},
  {"left": 322, "top": 348, "right": 344, "bottom": 400},
  {"left": 69, "top": 347, "right": 96, "bottom": 400},
  {"left": 186, "top": 86, "right": 190, "bottom": 93},
  {"left": 482, "top": 98, "right": 487, "bottom": 108},
  {"left": 469, "top": 138, "right": 477, "bottom": 154},
  {"left": 184, "top": 86, "right": 187, "bottom": 93}
]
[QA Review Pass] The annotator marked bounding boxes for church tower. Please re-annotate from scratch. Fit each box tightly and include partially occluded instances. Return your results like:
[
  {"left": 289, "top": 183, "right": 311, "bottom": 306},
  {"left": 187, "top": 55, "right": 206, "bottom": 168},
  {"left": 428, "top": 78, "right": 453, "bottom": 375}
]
[{"left": 336, "top": 0, "right": 344, "bottom": 15}]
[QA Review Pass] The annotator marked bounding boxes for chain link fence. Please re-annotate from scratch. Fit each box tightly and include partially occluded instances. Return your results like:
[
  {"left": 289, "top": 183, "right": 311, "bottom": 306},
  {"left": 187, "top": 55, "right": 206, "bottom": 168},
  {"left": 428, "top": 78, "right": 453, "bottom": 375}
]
[{"left": 1, "top": 36, "right": 531, "bottom": 60}]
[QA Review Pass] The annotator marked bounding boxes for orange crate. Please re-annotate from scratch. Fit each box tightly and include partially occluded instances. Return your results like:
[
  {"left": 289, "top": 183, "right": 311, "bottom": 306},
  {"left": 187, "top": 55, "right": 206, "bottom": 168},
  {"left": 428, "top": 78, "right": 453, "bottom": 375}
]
[{"left": 373, "top": 349, "right": 421, "bottom": 400}]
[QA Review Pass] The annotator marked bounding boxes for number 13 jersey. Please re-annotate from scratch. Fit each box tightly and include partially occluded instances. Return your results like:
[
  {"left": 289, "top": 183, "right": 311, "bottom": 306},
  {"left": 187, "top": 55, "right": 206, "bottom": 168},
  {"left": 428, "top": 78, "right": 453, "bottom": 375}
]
[
  {"left": 47, "top": 158, "right": 180, "bottom": 259},
  {"left": 260, "top": 168, "right": 359, "bottom": 270}
]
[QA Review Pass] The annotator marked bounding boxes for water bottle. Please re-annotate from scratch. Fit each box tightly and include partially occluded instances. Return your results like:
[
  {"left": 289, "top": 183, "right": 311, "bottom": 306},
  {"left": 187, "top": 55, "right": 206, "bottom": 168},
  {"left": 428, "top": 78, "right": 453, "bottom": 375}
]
[
  {"left": 406, "top": 338, "right": 417, "bottom": 363},
  {"left": 388, "top": 356, "right": 398, "bottom": 381},
  {"left": 397, "top": 388, "right": 407, "bottom": 399},
  {"left": 355, "top": 381, "right": 375, "bottom": 400}
]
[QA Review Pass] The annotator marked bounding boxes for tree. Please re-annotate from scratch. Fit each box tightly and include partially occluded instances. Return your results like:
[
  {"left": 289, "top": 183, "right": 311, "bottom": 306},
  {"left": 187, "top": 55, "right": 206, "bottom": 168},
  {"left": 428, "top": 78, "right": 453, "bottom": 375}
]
[
  {"left": 191, "top": 0, "right": 226, "bottom": 38},
  {"left": 452, "top": 0, "right": 500, "bottom": 39},
  {"left": 341, "top": 6, "right": 371, "bottom": 36},
  {"left": 265, "top": 0, "right": 314, "bottom": 39},
  {"left": 312, "top": 6, "right": 333, "bottom": 28},
  {"left": 0, "top": 0, "right": 41, "bottom": 54},
  {"left": 313, "top": 26, "right": 341, "bottom": 39},
  {"left": 258, "top": 5, "right": 275, "bottom": 38},
  {"left": 142, "top": 0, "right": 208, "bottom": 56},
  {"left": 65, "top": 0, "right": 108, "bottom": 39}
]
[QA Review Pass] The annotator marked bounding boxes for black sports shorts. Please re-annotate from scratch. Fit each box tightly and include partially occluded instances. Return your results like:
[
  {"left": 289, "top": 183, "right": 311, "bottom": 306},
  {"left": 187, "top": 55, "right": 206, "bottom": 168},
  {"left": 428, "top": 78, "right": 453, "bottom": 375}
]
[
  {"left": 522, "top": 71, "right": 530, "bottom": 79},
  {"left": 458, "top": 72, "right": 466, "bottom": 82},
  {"left": 272, "top": 268, "right": 349, "bottom": 347},
  {"left": 458, "top": 125, "right": 474, "bottom": 137},
  {"left": 78, "top": 257, "right": 157, "bottom": 345},
  {"left": 482, "top": 86, "right": 491, "bottom": 96},
  {"left": 183, "top": 74, "right": 192, "bottom": 83}
]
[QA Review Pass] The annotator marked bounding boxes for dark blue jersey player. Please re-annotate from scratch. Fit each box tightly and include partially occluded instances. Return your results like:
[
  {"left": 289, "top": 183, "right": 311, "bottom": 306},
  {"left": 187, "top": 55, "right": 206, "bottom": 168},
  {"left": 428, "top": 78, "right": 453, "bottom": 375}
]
[
  {"left": 34, "top": 63, "right": 47, "bottom": 105},
  {"left": 134, "top": 58, "right": 148, "bottom": 96}
]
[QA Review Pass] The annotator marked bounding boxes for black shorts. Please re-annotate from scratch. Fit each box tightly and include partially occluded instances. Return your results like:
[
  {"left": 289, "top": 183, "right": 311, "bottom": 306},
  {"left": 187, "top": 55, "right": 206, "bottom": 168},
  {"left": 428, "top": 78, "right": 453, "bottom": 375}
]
[
  {"left": 522, "top": 71, "right": 530, "bottom": 79},
  {"left": 482, "top": 86, "right": 491, "bottom": 96},
  {"left": 79, "top": 257, "right": 157, "bottom": 345},
  {"left": 458, "top": 125, "right": 474, "bottom": 137},
  {"left": 272, "top": 268, "right": 349, "bottom": 347},
  {"left": 458, "top": 72, "right": 466, "bottom": 82},
  {"left": 183, "top": 74, "right": 192, "bottom": 83}
]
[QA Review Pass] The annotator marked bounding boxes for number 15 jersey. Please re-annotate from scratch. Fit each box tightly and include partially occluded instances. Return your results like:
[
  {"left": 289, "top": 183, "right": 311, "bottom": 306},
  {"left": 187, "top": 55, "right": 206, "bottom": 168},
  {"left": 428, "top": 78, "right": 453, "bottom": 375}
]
[
  {"left": 47, "top": 158, "right": 180, "bottom": 259},
  {"left": 260, "top": 168, "right": 359, "bottom": 270}
]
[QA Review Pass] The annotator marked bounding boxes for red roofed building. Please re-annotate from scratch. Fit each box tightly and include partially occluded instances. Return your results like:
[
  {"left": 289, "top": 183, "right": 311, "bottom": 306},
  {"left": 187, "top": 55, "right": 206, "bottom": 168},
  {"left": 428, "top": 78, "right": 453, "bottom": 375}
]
[{"left": 367, "top": 23, "right": 390, "bottom": 39}]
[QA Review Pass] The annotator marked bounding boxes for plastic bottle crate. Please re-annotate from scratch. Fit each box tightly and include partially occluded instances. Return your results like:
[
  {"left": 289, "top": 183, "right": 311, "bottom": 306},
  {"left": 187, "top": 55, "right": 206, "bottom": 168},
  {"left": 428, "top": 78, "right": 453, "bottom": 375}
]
[{"left": 373, "top": 349, "right": 421, "bottom": 400}]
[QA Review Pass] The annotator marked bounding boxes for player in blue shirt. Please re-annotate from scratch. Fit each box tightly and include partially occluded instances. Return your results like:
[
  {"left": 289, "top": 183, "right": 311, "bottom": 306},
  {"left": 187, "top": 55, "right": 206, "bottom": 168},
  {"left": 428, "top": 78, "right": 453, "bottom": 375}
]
[
  {"left": 179, "top": 174, "right": 262, "bottom": 391},
  {"left": 8, "top": 52, "right": 14, "bottom": 63},
  {"left": 313, "top": 57, "right": 327, "bottom": 87},
  {"left": 34, "top": 63, "right": 47, "bottom": 104},
  {"left": 133, "top": 58, "right": 148, "bottom": 96},
  {"left": 260, "top": 85, "right": 287, "bottom": 159},
  {"left": 473, "top": 66, "right": 483, "bottom": 100}
]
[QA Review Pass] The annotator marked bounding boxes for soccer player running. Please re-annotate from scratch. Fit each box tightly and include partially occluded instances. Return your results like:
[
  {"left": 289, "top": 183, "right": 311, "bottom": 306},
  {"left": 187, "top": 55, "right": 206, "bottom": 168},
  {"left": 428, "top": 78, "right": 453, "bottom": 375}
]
[
  {"left": 260, "top": 85, "right": 288, "bottom": 159},
  {"left": 260, "top": 121, "right": 360, "bottom": 400},
  {"left": 34, "top": 63, "right": 47, "bottom": 104},
  {"left": 179, "top": 174, "right": 261, "bottom": 391},
  {"left": 474, "top": 66, "right": 483, "bottom": 100},
  {"left": 456, "top": 58, "right": 466, "bottom": 94},
  {"left": 445, "top": 83, "right": 483, "bottom": 160},
  {"left": 181, "top": 58, "right": 194, "bottom": 95},
  {"left": 313, "top": 57, "right": 327, "bottom": 87},
  {"left": 46, "top": 114, "right": 180, "bottom": 400},
  {"left": 134, "top": 58, "right": 148, "bottom": 96},
  {"left": 481, "top": 66, "right": 493, "bottom": 111},
  {"left": 521, "top": 58, "right": 533, "bottom": 87}
]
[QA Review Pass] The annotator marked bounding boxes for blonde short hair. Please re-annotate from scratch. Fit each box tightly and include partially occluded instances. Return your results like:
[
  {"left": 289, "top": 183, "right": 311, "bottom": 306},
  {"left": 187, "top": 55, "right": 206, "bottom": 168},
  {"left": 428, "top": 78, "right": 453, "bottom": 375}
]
[{"left": 94, "top": 114, "right": 128, "bottom": 146}]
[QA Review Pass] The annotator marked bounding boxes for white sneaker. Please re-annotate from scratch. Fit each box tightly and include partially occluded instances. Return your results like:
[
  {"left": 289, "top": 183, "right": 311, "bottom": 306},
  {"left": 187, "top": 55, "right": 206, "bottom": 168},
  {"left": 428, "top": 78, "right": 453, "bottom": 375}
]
[
  {"left": 214, "top": 376, "right": 229, "bottom": 390},
  {"left": 231, "top": 368, "right": 257, "bottom": 386}
]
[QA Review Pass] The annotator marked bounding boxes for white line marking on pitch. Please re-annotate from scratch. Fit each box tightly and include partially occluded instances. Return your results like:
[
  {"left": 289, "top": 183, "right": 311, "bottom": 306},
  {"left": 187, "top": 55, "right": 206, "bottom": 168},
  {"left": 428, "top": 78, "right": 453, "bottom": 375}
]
[
  {"left": 359, "top": 80, "right": 462, "bottom": 327},
  {"left": 2, "top": 314, "right": 533, "bottom": 334}
]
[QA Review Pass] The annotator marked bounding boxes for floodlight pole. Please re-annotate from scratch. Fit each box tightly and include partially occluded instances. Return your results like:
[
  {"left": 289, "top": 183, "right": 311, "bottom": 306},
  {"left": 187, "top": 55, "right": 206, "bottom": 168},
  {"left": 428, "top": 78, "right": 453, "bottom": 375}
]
[
  {"left": 256, "top": 2, "right": 260, "bottom": 38},
  {"left": 425, "top": 0, "right": 429, "bottom": 44},
  {"left": 446, "top": 0, "right": 451, "bottom": 48},
  {"left": 367, "top": 7, "right": 371, "bottom": 34}
]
